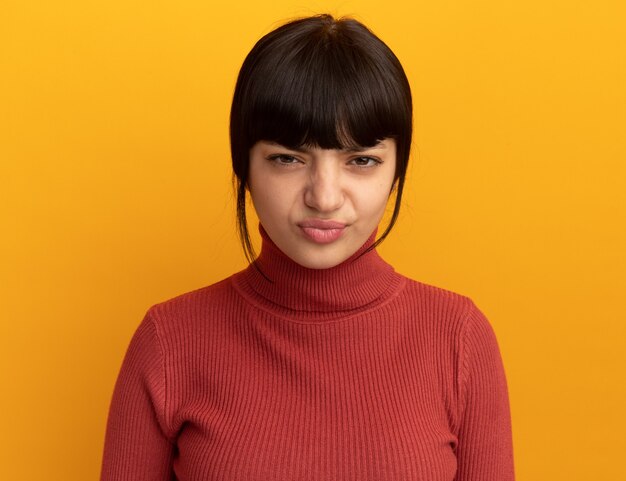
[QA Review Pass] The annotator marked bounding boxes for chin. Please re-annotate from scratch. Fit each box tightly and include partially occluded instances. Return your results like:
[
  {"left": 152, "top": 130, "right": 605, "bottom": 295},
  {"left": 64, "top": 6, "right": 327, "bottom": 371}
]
[{"left": 287, "top": 247, "right": 352, "bottom": 270}]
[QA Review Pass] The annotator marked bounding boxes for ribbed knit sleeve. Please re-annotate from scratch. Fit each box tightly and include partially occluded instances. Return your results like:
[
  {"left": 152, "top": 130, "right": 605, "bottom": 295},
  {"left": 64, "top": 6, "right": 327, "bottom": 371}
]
[
  {"left": 454, "top": 301, "right": 515, "bottom": 480},
  {"left": 100, "top": 309, "right": 175, "bottom": 481}
]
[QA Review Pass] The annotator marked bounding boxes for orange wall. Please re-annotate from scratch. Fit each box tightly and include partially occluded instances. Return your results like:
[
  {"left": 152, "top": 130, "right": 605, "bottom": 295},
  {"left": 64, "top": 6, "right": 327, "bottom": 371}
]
[{"left": 1, "top": 1, "right": 625, "bottom": 479}]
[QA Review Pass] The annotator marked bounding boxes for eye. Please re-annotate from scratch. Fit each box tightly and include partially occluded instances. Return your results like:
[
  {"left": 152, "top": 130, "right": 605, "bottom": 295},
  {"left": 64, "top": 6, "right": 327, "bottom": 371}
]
[
  {"left": 349, "top": 156, "right": 382, "bottom": 168},
  {"left": 267, "top": 154, "right": 302, "bottom": 166}
]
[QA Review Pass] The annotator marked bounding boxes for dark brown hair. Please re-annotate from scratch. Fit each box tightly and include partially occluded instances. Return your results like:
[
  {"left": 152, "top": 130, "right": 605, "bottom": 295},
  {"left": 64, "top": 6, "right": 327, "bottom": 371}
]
[{"left": 230, "top": 14, "right": 413, "bottom": 263}]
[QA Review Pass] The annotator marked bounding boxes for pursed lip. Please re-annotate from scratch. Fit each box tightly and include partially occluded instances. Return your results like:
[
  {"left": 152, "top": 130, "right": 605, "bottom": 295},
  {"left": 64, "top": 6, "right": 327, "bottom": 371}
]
[
  {"left": 298, "top": 219, "right": 347, "bottom": 229},
  {"left": 298, "top": 219, "right": 347, "bottom": 244}
]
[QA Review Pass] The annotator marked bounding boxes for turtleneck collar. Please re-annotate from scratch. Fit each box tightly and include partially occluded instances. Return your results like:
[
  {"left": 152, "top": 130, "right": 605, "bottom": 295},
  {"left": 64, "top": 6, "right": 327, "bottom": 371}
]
[{"left": 232, "top": 224, "right": 404, "bottom": 322}]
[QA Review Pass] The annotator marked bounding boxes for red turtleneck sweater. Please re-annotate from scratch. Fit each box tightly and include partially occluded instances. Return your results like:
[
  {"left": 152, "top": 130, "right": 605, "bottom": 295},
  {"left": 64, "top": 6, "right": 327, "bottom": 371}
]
[{"left": 101, "top": 228, "right": 514, "bottom": 480}]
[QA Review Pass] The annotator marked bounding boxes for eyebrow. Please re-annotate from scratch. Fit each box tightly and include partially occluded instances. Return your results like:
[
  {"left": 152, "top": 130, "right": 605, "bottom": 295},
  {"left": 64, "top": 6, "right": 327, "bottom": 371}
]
[
  {"left": 344, "top": 141, "right": 386, "bottom": 152},
  {"left": 266, "top": 140, "right": 386, "bottom": 153}
]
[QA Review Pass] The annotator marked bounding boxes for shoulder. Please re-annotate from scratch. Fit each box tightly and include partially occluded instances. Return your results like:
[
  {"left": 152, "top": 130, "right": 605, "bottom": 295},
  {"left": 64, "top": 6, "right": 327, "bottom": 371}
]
[
  {"left": 142, "top": 272, "right": 242, "bottom": 339},
  {"left": 397, "top": 274, "right": 477, "bottom": 319},
  {"left": 393, "top": 274, "right": 497, "bottom": 341},
  {"left": 397, "top": 278, "right": 506, "bottom": 379}
]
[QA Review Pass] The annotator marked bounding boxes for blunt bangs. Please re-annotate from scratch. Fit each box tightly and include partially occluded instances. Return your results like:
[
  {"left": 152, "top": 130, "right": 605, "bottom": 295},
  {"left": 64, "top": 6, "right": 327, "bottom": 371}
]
[
  {"left": 230, "top": 14, "right": 413, "bottom": 263},
  {"left": 243, "top": 34, "right": 410, "bottom": 153}
]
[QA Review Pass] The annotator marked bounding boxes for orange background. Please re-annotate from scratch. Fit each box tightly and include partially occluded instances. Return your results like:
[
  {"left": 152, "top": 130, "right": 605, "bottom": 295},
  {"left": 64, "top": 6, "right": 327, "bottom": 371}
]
[{"left": 1, "top": 1, "right": 625, "bottom": 479}]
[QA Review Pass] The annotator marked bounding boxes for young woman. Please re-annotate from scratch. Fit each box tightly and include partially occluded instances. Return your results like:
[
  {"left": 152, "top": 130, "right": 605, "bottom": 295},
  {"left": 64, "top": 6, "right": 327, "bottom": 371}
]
[{"left": 101, "top": 14, "right": 514, "bottom": 481}]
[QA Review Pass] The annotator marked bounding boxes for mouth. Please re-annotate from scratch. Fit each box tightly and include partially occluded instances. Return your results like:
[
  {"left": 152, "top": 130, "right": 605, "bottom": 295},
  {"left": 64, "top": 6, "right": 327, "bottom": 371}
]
[{"left": 298, "top": 219, "right": 347, "bottom": 244}]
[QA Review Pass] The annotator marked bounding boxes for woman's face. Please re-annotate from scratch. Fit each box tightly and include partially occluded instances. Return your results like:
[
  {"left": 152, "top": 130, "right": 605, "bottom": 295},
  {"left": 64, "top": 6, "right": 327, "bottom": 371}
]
[{"left": 248, "top": 138, "right": 397, "bottom": 269}]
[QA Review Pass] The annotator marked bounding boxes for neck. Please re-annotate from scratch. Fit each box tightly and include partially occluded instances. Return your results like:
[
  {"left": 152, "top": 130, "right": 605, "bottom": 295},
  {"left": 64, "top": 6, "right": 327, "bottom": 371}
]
[{"left": 232, "top": 225, "right": 403, "bottom": 322}]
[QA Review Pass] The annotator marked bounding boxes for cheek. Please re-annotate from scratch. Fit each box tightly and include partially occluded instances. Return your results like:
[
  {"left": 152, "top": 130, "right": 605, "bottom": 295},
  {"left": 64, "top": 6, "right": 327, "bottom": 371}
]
[
  {"left": 249, "top": 167, "right": 276, "bottom": 213},
  {"left": 250, "top": 183, "right": 293, "bottom": 224},
  {"left": 366, "top": 180, "right": 394, "bottom": 212},
  {"left": 251, "top": 189, "right": 275, "bottom": 216},
  {"left": 373, "top": 192, "right": 392, "bottom": 216}
]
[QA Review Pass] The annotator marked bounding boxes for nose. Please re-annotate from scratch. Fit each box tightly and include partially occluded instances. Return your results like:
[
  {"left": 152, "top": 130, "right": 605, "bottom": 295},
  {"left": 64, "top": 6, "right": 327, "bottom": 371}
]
[{"left": 304, "top": 159, "right": 345, "bottom": 213}]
